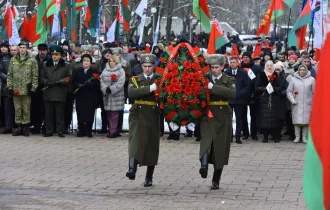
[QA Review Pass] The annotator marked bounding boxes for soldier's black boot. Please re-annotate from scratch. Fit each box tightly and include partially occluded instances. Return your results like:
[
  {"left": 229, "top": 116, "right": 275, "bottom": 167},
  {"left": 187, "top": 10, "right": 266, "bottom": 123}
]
[
  {"left": 86, "top": 123, "right": 93, "bottom": 138},
  {"left": 199, "top": 153, "right": 208, "bottom": 178},
  {"left": 126, "top": 158, "right": 137, "bottom": 180},
  {"left": 23, "top": 124, "right": 29, "bottom": 137},
  {"left": 144, "top": 166, "right": 155, "bottom": 187},
  {"left": 12, "top": 125, "right": 22, "bottom": 136},
  {"left": 211, "top": 168, "right": 223, "bottom": 190}
]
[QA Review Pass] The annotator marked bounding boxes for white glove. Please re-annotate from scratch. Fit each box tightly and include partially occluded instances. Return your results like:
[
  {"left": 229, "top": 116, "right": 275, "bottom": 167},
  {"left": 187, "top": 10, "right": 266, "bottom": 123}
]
[
  {"left": 169, "top": 122, "right": 179, "bottom": 131},
  {"left": 186, "top": 123, "right": 195, "bottom": 131},
  {"left": 207, "top": 82, "right": 214, "bottom": 89},
  {"left": 150, "top": 83, "right": 157, "bottom": 92},
  {"left": 291, "top": 100, "right": 297, "bottom": 105}
]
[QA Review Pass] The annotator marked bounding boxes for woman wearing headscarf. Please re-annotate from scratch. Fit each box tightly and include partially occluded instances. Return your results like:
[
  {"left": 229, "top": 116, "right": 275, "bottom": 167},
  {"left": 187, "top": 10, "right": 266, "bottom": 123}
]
[
  {"left": 254, "top": 60, "right": 287, "bottom": 143},
  {"left": 73, "top": 54, "right": 100, "bottom": 137},
  {"left": 286, "top": 65, "right": 315, "bottom": 143},
  {"left": 100, "top": 55, "right": 125, "bottom": 138}
]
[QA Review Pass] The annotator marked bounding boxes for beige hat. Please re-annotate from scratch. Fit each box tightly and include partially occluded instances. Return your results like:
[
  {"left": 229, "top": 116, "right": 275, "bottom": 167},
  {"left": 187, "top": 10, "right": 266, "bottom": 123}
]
[
  {"left": 206, "top": 54, "right": 226, "bottom": 65},
  {"left": 140, "top": 54, "right": 157, "bottom": 64}
]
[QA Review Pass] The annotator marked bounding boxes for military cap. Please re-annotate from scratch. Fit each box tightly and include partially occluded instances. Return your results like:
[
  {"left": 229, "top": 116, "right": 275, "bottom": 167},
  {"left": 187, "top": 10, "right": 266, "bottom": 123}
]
[
  {"left": 140, "top": 54, "right": 157, "bottom": 64},
  {"left": 110, "top": 47, "right": 121, "bottom": 55},
  {"left": 80, "top": 45, "right": 91, "bottom": 52},
  {"left": 49, "top": 45, "right": 63, "bottom": 55},
  {"left": 18, "top": 41, "right": 29, "bottom": 47},
  {"left": 135, "top": 44, "right": 145, "bottom": 51},
  {"left": 37, "top": 43, "right": 48, "bottom": 50},
  {"left": 206, "top": 54, "right": 226, "bottom": 65}
]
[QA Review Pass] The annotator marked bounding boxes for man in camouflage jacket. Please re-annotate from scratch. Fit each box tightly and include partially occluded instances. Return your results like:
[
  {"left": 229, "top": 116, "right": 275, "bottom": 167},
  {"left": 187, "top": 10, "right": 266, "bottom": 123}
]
[{"left": 7, "top": 41, "right": 38, "bottom": 136}]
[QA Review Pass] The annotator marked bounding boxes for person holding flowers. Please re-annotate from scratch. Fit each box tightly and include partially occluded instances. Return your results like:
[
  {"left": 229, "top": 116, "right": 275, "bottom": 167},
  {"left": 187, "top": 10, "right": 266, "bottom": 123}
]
[
  {"left": 100, "top": 55, "right": 125, "bottom": 138},
  {"left": 73, "top": 54, "right": 101, "bottom": 138},
  {"left": 199, "top": 54, "right": 236, "bottom": 190},
  {"left": 40, "top": 45, "right": 71, "bottom": 138},
  {"left": 286, "top": 65, "right": 315, "bottom": 143},
  {"left": 125, "top": 54, "right": 159, "bottom": 188},
  {"left": 254, "top": 60, "right": 287, "bottom": 143}
]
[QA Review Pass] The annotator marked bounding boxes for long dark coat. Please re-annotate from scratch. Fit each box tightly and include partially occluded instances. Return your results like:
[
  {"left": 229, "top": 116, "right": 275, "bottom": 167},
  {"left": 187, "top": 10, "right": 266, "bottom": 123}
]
[
  {"left": 128, "top": 74, "right": 160, "bottom": 166},
  {"left": 73, "top": 68, "right": 100, "bottom": 123},
  {"left": 40, "top": 59, "right": 71, "bottom": 102},
  {"left": 254, "top": 71, "right": 287, "bottom": 129},
  {"left": 200, "top": 74, "right": 236, "bottom": 169}
]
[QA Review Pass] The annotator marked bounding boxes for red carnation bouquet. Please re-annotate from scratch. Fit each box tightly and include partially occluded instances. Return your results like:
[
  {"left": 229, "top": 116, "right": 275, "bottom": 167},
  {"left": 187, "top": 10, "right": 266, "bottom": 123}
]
[{"left": 157, "top": 43, "right": 209, "bottom": 127}]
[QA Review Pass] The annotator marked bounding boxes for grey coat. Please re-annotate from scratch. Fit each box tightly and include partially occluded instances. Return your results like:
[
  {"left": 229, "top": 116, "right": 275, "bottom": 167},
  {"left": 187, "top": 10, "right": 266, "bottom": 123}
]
[
  {"left": 100, "top": 63, "right": 125, "bottom": 111},
  {"left": 286, "top": 71, "right": 315, "bottom": 125}
]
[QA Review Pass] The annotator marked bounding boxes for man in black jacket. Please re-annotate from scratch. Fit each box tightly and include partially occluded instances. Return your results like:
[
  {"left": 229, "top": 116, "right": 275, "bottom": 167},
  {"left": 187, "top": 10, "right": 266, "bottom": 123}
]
[
  {"left": 0, "top": 42, "right": 14, "bottom": 134},
  {"left": 224, "top": 56, "right": 251, "bottom": 144},
  {"left": 240, "top": 52, "right": 263, "bottom": 140},
  {"left": 31, "top": 43, "right": 50, "bottom": 134}
]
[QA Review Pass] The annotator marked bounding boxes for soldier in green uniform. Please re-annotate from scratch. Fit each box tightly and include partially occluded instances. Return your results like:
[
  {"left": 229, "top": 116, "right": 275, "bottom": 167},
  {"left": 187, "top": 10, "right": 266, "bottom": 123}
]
[
  {"left": 40, "top": 45, "right": 71, "bottom": 138},
  {"left": 199, "top": 54, "right": 236, "bottom": 190},
  {"left": 7, "top": 41, "right": 38, "bottom": 136},
  {"left": 126, "top": 54, "right": 160, "bottom": 187}
]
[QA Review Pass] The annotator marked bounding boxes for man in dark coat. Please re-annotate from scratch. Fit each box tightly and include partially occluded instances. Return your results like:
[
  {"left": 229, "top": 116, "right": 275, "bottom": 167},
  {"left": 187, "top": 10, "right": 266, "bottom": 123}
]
[
  {"left": 126, "top": 54, "right": 160, "bottom": 187},
  {"left": 40, "top": 45, "right": 71, "bottom": 137},
  {"left": 31, "top": 43, "right": 50, "bottom": 134},
  {"left": 240, "top": 52, "right": 263, "bottom": 140},
  {"left": 0, "top": 42, "right": 14, "bottom": 134},
  {"left": 199, "top": 54, "right": 235, "bottom": 190},
  {"left": 224, "top": 56, "right": 251, "bottom": 144}
]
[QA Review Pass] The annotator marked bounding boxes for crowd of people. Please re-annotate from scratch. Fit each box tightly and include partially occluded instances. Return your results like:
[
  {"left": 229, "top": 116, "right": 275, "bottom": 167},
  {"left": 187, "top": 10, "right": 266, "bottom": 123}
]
[{"left": 0, "top": 38, "right": 316, "bottom": 143}]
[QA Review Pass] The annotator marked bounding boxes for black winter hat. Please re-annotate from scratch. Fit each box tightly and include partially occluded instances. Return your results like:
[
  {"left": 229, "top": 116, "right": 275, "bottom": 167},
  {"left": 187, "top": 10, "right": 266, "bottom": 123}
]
[
  {"left": 80, "top": 54, "right": 93, "bottom": 63},
  {"left": 242, "top": 51, "right": 252, "bottom": 59}
]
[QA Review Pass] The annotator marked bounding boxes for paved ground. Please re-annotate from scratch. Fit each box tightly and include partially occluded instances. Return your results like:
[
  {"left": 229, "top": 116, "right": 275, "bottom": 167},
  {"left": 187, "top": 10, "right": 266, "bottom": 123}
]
[{"left": 0, "top": 133, "right": 307, "bottom": 210}]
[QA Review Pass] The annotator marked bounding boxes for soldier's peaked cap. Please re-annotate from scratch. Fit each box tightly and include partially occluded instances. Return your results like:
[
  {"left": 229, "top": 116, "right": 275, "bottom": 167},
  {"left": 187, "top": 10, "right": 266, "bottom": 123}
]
[{"left": 49, "top": 45, "right": 64, "bottom": 54}]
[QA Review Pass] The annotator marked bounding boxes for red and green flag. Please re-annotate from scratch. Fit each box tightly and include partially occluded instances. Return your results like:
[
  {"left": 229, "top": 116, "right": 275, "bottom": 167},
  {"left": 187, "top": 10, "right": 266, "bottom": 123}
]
[
  {"left": 86, "top": 1, "right": 100, "bottom": 36},
  {"left": 257, "top": 0, "right": 274, "bottom": 36},
  {"left": 303, "top": 32, "right": 330, "bottom": 210},
  {"left": 192, "top": 0, "right": 211, "bottom": 33},
  {"left": 207, "top": 18, "right": 228, "bottom": 54},
  {"left": 2, "top": 3, "right": 13, "bottom": 40},
  {"left": 76, "top": 0, "right": 86, "bottom": 12},
  {"left": 288, "top": 0, "right": 311, "bottom": 49},
  {"left": 284, "top": 0, "right": 296, "bottom": 8},
  {"left": 121, "top": 0, "right": 130, "bottom": 31},
  {"left": 272, "top": 0, "right": 284, "bottom": 19}
]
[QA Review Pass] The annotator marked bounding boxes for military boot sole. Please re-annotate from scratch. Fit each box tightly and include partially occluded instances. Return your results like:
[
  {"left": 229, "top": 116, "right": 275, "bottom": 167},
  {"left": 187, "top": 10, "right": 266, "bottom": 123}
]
[{"left": 199, "top": 168, "right": 208, "bottom": 179}]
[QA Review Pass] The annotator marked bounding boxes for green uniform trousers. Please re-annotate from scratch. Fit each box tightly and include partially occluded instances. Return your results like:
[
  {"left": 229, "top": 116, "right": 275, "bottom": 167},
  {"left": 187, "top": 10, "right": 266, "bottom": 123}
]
[
  {"left": 44, "top": 101, "right": 65, "bottom": 134},
  {"left": 13, "top": 95, "right": 31, "bottom": 125}
]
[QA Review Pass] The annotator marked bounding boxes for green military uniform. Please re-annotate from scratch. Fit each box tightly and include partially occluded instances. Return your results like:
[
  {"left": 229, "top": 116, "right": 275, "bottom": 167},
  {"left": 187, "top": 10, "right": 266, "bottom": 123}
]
[
  {"left": 126, "top": 54, "right": 159, "bottom": 187},
  {"left": 40, "top": 45, "right": 71, "bottom": 137},
  {"left": 199, "top": 54, "right": 236, "bottom": 190},
  {"left": 7, "top": 42, "right": 38, "bottom": 136}
]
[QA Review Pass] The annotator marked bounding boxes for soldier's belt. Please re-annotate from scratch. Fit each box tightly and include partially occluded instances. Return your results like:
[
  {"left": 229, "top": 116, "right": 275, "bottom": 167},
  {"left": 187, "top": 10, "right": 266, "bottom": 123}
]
[
  {"left": 135, "top": 100, "right": 157, "bottom": 106},
  {"left": 209, "top": 101, "right": 229, "bottom": 106}
]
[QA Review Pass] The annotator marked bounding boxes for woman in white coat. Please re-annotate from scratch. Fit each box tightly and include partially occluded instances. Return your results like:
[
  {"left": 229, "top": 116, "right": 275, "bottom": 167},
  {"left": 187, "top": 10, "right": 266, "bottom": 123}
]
[{"left": 286, "top": 65, "right": 315, "bottom": 143}]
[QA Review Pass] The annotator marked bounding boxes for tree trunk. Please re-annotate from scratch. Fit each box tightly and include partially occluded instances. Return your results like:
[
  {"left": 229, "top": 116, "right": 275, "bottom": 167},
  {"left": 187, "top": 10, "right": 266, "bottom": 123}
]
[
  {"left": 165, "top": 0, "right": 174, "bottom": 42},
  {"left": 26, "top": 0, "right": 36, "bottom": 14}
]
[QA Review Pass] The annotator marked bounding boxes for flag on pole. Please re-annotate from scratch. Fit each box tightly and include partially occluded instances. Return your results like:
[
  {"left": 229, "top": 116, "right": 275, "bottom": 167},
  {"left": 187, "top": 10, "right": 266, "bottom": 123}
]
[
  {"left": 192, "top": 0, "right": 211, "bottom": 33},
  {"left": 20, "top": 13, "right": 29, "bottom": 40},
  {"left": 152, "top": 9, "right": 161, "bottom": 47},
  {"left": 207, "top": 17, "right": 228, "bottom": 54},
  {"left": 51, "top": 11, "right": 61, "bottom": 37},
  {"left": 312, "top": 0, "right": 323, "bottom": 49},
  {"left": 86, "top": 0, "right": 101, "bottom": 37},
  {"left": 303, "top": 31, "right": 330, "bottom": 210},
  {"left": 121, "top": 0, "right": 131, "bottom": 31},
  {"left": 272, "top": 0, "right": 285, "bottom": 19},
  {"left": 256, "top": 0, "right": 275, "bottom": 36},
  {"left": 135, "top": 0, "right": 148, "bottom": 45},
  {"left": 288, "top": 0, "right": 312, "bottom": 49},
  {"left": 2, "top": 3, "right": 13, "bottom": 40},
  {"left": 106, "top": 8, "right": 120, "bottom": 43},
  {"left": 284, "top": 0, "right": 296, "bottom": 8},
  {"left": 11, "top": 5, "right": 18, "bottom": 22}
]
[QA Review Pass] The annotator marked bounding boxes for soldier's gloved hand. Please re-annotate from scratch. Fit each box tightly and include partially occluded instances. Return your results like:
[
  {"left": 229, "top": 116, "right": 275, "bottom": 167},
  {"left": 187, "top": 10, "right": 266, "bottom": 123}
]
[
  {"left": 150, "top": 83, "right": 157, "bottom": 92},
  {"left": 78, "top": 84, "right": 84, "bottom": 88},
  {"left": 291, "top": 100, "right": 297, "bottom": 105},
  {"left": 207, "top": 82, "right": 213, "bottom": 90},
  {"left": 106, "top": 87, "right": 111, "bottom": 93}
]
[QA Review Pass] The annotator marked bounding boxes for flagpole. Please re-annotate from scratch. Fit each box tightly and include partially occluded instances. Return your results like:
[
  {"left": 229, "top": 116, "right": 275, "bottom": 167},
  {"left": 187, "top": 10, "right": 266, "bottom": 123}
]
[
  {"left": 199, "top": 8, "right": 202, "bottom": 43},
  {"left": 285, "top": 8, "right": 292, "bottom": 50},
  {"left": 308, "top": 18, "right": 314, "bottom": 50}
]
